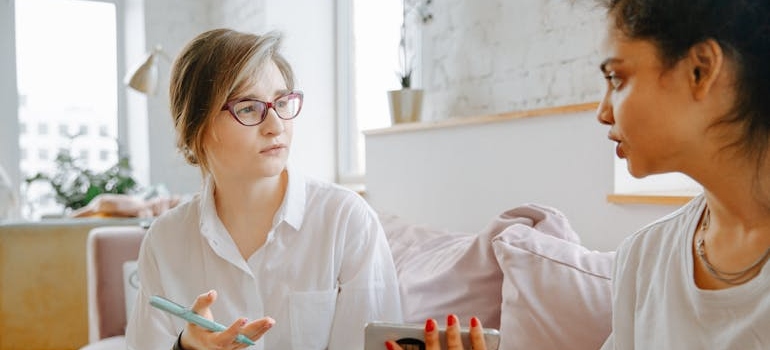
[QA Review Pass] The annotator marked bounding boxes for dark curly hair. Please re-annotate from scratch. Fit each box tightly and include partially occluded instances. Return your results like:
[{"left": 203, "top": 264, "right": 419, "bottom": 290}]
[{"left": 600, "top": 0, "right": 770, "bottom": 167}]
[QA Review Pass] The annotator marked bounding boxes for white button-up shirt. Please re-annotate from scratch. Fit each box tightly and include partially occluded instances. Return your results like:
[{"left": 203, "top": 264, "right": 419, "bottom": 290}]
[{"left": 126, "top": 169, "right": 403, "bottom": 349}]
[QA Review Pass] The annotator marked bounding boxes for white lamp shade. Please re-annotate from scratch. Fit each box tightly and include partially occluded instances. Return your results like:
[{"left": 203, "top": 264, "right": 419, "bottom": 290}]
[{"left": 125, "top": 51, "right": 159, "bottom": 94}]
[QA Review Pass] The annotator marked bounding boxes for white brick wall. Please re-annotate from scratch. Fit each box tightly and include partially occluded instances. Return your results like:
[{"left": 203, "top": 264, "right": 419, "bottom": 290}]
[{"left": 420, "top": 0, "right": 606, "bottom": 121}]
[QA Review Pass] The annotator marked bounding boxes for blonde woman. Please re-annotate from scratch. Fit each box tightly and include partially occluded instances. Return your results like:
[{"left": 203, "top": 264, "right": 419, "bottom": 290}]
[{"left": 126, "top": 29, "right": 402, "bottom": 350}]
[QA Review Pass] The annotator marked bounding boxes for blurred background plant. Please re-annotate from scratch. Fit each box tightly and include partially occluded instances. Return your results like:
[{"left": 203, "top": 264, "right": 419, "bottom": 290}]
[
  {"left": 397, "top": 0, "right": 433, "bottom": 89},
  {"left": 24, "top": 134, "right": 138, "bottom": 212}
]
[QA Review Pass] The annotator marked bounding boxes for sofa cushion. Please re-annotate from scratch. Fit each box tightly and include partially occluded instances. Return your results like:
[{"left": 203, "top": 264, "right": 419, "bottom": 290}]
[
  {"left": 379, "top": 203, "right": 584, "bottom": 330},
  {"left": 492, "top": 223, "right": 614, "bottom": 350}
]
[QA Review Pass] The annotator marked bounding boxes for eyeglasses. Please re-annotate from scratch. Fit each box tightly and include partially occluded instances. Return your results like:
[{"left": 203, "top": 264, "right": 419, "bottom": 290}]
[{"left": 221, "top": 90, "right": 304, "bottom": 126}]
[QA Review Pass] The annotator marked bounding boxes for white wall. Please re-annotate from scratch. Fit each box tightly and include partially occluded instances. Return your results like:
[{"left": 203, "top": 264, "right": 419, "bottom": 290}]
[
  {"left": 264, "top": 0, "right": 336, "bottom": 181},
  {"left": 420, "top": 0, "right": 605, "bottom": 121},
  {"left": 365, "top": 111, "right": 680, "bottom": 251},
  {"left": 361, "top": 0, "right": 689, "bottom": 251}
]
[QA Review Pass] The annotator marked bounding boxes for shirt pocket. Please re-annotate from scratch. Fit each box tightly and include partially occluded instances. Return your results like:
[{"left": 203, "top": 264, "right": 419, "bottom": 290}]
[{"left": 289, "top": 289, "right": 337, "bottom": 349}]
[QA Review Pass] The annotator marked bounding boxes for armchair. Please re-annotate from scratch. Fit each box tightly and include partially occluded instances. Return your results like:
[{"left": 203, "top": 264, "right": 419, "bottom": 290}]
[{"left": 80, "top": 226, "right": 145, "bottom": 350}]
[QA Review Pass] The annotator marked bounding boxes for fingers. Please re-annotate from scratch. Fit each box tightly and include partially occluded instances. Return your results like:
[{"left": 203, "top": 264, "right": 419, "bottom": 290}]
[
  {"left": 242, "top": 317, "right": 276, "bottom": 341},
  {"left": 190, "top": 290, "right": 217, "bottom": 317},
  {"left": 424, "top": 318, "right": 440, "bottom": 349},
  {"left": 469, "top": 317, "right": 487, "bottom": 350},
  {"left": 445, "top": 314, "right": 463, "bottom": 350},
  {"left": 385, "top": 340, "right": 403, "bottom": 350}
]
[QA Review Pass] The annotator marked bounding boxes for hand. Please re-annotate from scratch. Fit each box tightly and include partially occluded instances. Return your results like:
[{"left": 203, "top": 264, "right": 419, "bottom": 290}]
[
  {"left": 181, "top": 290, "right": 275, "bottom": 350},
  {"left": 385, "top": 314, "right": 487, "bottom": 350}
]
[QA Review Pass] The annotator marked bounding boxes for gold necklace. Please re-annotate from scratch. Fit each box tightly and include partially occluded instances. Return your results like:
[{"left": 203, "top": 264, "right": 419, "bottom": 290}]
[{"left": 695, "top": 206, "right": 770, "bottom": 285}]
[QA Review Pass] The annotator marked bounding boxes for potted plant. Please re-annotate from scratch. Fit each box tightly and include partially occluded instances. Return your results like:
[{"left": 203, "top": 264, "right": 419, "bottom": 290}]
[
  {"left": 25, "top": 135, "right": 139, "bottom": 214},
  {"left": 387, "top": 0, "right": 432, "bottom": 124}
]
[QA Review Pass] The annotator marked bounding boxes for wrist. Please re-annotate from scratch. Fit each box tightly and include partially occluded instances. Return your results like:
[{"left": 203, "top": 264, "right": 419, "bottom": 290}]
[{"left": 172, "top": 331, "right": 188, "bottom": 350}]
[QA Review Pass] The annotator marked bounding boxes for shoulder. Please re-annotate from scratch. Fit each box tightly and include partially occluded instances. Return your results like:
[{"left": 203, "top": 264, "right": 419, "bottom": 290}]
[
  {"left": 304, "top": 176, "right": 370, "bottom": 211},
  {"left": 616, "top": 195, "right": 704, "bottom": 262},
  {"left": 144, "top": 194, "right": 201, "bottom": 244}
]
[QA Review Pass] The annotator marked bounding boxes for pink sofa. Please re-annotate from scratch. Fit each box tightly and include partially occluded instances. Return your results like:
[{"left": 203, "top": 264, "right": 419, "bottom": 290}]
[
  {"left": 80, "top": 226, "right": 145, "bottom": 350},
  {"left": 79, "top": 204, "right": 614, "bottom": 350}
]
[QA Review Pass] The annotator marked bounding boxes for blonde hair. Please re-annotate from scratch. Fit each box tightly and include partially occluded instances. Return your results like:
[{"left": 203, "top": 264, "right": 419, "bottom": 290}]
[{"left": 168, "top": 29, "right": 295, "bottom": 174}]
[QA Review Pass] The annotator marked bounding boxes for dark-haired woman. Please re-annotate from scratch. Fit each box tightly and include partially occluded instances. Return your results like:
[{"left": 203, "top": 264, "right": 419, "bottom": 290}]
[
  {"left": 597, "top": 0, "right": 770, "bottom": 347},
  {"left": 387, "top": 0, "right": 770, "bottom": 348}
]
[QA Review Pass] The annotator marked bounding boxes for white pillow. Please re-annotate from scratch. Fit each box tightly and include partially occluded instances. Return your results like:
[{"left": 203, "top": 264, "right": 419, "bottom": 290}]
[
  {"left": 492, "top": 225, "right": 615, "bottom": 350},
  {"left": 379, "top": 212, "right": 503, "bottom": 329},
  {"left": 379, "top": 204, "right": 583, "bottom": 330},
  {"left": 123, "top": 260, "right": 139, "bottom": 321}
]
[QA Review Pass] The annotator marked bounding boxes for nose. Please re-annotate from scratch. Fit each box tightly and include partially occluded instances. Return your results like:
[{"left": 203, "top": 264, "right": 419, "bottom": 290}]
[
  {"left": 259, "top": 108, "right": 285, "bottom": 136},
  {"left": 596, "top": 92, "right": 613, "bottom": 126}
]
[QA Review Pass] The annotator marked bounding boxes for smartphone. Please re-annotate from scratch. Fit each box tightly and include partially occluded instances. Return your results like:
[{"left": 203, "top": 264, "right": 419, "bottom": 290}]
[{"left": 364, "top": 321, "right": 500, "bottom": 350}]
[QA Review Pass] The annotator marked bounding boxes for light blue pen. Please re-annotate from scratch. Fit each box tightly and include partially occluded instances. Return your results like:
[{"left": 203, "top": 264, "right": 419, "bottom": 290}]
[{"left": 149, "top": 295, "right": 256, "bottom": 346}]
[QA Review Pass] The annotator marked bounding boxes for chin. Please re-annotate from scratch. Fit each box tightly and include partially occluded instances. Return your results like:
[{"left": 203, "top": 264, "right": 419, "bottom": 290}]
[{"left": 626, "top": 163, "right": 649, "bottom": 179}]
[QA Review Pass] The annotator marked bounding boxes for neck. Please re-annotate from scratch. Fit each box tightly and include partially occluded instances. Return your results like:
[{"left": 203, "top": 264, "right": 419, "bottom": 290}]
[{"left": 211, "top": 170, "right": 288, "bottom": 221}]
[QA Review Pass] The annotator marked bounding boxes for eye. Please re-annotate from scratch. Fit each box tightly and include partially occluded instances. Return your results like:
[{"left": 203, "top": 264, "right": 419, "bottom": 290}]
[
  {"left": 604, "top": 73, "right": 623, "bottom": 90},
  {"left": 237, "top": 105, "right": 255, "bottom": 114}
]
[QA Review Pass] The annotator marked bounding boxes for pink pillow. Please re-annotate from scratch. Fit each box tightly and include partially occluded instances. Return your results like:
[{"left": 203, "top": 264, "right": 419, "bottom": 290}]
[
  {"left": 379, "top": 212, "right": 503, "bottom": 329},
  {"left": 492, "top": 224, "right": 614, "bottom": 350},
  {"left": 379, "top": 204, "right": 582, "bottom": 330}
]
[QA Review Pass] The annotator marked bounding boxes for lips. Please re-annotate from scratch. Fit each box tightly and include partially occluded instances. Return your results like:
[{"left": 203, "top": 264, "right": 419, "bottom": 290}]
[
  {"left": 260, "top": 144, "right": 286, "bottom": 153},
  {"left": 607, "top": 134, "right": 624, "bottom": 158},
  {"left": 615, "top": 143, "right": 625, "bottom": 158}
]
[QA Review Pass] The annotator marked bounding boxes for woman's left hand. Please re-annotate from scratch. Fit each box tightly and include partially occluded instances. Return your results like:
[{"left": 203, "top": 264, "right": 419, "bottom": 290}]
[{"left": 385, "top": 314, "right": 487, "bottom": 350}]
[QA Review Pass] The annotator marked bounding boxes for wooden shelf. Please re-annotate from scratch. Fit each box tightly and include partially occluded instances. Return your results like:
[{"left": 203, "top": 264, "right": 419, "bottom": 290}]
[
  {"left": 606, "top": 193, "right": 697, "bottom": 206},
  {"left": 364, "top": 102, "right": 599, "bottom": 136}
]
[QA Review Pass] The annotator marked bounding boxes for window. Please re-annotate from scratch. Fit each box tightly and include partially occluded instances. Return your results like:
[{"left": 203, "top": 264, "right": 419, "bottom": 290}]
[
  {"left": 37, "top": 123, "right": 48, "bottom": 135},
  {"left": 337, "top": 0, "right": 404, "bottom": 183},
  {"left": 15, "top": 0, "right": 120, "bottom": 216}
]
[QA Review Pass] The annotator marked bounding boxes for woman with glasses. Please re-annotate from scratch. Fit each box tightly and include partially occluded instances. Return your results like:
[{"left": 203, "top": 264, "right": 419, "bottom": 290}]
[
  {"left": 387, "top": 0, "right": 770, "bottom": 349},
  {"left": 126, "top": 28, "right": 402, "bottom": 350}
]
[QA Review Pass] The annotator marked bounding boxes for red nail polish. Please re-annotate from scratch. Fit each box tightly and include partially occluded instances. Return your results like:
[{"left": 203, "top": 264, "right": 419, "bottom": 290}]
[
  {"left": 471, "top": 317, "right": 479, "bottom": 328},
  {"left": 385, "top": 341, "right": 395, "bottom": 350},
  {"left": 425, "top": 319, "right": 435, "bottom": 332},
  {"left": 447, "top": 314, "right": 456, "bottom": 327}
]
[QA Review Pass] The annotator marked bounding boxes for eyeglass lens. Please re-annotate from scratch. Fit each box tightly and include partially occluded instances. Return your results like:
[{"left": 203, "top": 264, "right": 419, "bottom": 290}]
[{"left": 233, "top": 93, "right": 301, "bottom": 125}]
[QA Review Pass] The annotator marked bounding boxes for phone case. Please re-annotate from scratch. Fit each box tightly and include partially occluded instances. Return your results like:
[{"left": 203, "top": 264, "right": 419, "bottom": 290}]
[{"left": 363, "top": 321, "right": 500, "bottom": 350}]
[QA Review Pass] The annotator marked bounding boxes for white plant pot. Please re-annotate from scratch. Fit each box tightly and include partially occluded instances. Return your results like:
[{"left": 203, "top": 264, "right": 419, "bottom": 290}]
[{"left": 387, "top": 88, "right": 424, "bottom": 124}]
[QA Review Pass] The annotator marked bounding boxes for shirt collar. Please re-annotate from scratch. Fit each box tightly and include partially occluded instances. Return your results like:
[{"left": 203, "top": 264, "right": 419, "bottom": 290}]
[
  {"left": 281, "top": 167, "right": 306, "bottom": 230},
  {"left": 198, "top": 168, "right": 306, "bottom": 234}
]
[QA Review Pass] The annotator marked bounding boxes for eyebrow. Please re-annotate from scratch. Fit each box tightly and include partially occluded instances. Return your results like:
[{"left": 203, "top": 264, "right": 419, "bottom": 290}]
[{"left": 599, "top": 58, "right": 622, "bottom": 74}]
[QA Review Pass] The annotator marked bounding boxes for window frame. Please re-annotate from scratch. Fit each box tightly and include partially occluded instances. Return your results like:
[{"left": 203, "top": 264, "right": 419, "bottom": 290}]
[{"left": 1, "top": 0, "right": 146, "bottom": 209}]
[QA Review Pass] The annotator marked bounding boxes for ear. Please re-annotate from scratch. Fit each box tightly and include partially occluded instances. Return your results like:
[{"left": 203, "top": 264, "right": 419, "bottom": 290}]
[{"left": 687, "top": 39, "right": 724, "bottom": 100}]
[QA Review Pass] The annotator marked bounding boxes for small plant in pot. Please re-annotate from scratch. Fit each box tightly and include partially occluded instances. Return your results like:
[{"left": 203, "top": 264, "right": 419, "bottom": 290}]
[
  {"left": 388, "top": 0, "right": 432, "bottom": 124},
  {"left": 25, "top": 135, "right": 139, "bottom": 214}
]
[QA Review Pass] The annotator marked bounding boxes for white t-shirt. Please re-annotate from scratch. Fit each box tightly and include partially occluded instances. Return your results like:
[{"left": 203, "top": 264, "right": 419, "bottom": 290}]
[
  {"left": 601, "top": 195, "right": 770, "bottom": 350},
  {"left": 126, "top": 169, "right": 403, "bottom": 350}
]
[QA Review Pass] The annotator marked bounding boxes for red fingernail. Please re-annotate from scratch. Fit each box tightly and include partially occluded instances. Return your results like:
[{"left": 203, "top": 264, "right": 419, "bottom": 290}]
[
  {"left": 425, "top": 319, "right": 435, "bottom": 332},
  {"left": 447, "top": 314, "right": 456, "bottom": 327},
  {"left": 471, "top": 317, "right": 479, "bottom": 327},
  {"left": 385, "top": 341, "right": 395, "bottom": 350}
]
